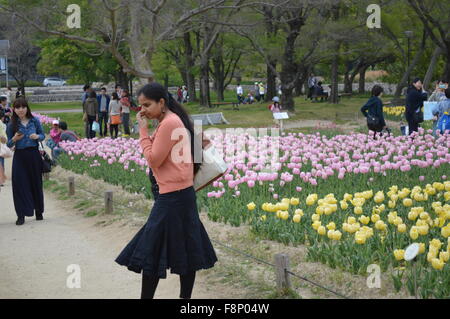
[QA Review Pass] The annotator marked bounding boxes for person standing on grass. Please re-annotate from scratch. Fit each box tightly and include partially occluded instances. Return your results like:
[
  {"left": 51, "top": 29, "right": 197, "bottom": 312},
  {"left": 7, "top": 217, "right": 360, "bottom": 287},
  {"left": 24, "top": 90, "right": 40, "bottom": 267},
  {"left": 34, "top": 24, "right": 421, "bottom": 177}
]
[
  {"left": 97, "top": 87, "right": 110, "bottom": 137},
  {"left": 120, "top": 89, "right": 131, "bottom": 137},
  {"left": 307, "top": 73, "right": 317, "bottom": 101},
  {"left": 115, "top": 84, "right": 123, "bottom": 99},
  {"left": 115, "top": 82, "right": 217, "bottom": 299},
  {"left": 236, "top": 83, "right": 244, "bottom": 105},
  {"left": 83, "top": 90, "right": 99, "bottom": 139},
  {"left": 361, "top": 85, "right": 388, "bottom": 138},
  {"left": 82, "top": 85, "right": 91, "bottom": 104},
  {"left": 0, "top": 108, "right": 8, "bottom": 187},
  {"left": 108, "top": 93, "right": 121, "bottom": 139},
  {"left": 406, "top": 78, "right": 428, "bottom": 136},
  {"left": 6, "top": 86, "right": 14, "bottom": 108},
  {"left": 259, "top": 82, "right": 266, "bottom": 101},
  {"left": 6, "top": 98, "right": 45, "bottom": 226}
]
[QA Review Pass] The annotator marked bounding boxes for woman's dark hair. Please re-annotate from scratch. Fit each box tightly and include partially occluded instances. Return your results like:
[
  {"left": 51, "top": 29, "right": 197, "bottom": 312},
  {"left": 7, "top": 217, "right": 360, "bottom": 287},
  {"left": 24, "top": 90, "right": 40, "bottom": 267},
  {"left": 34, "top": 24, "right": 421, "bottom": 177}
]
[
  {"left": 115, "top": 84, "right": 121, "bottom": 89},
  {"left": 11, "top": 98, "right": 33, "bottom": 134},
  {"left": 137, "top": 83, "right": 201, "bottom": 174},
  {"left": 83, "top": 84, "right": 90, "bottom": 92},
  {"left": 0, "top": 96, "right": 6, "bottom": 103},
  {"left": 412, "top": 77, "right": 421, "bottom": 84},
  {"left": 59, "top": 121, "right": 68, "bottom": 130},
  {"left": 89, "top": 91, "right": 97, "bottom": 98},
  {"left": 371, "top": 85, "right": 384, "bottom": 97},
  {"left": 112, "top": 92, "right": 119, "bottom": 100}
]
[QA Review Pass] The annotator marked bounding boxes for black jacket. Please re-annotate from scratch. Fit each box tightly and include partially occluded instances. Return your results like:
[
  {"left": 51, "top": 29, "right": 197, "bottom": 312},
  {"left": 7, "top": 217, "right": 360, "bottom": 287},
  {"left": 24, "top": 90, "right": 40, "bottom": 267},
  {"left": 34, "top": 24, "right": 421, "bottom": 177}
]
[
  {"left": 406, "top": 86, "right": 428, "bottom": 116},
  {"left": 361, "top": 96, "right": 386, "bottom": 127}
]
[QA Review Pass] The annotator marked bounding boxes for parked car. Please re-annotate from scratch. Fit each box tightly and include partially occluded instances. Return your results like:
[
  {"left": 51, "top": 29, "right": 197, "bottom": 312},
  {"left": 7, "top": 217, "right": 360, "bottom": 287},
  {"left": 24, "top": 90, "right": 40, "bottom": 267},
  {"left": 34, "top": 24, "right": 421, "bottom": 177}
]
[{"left": 43, "top": 77, "right": 66, "bottom": 87}]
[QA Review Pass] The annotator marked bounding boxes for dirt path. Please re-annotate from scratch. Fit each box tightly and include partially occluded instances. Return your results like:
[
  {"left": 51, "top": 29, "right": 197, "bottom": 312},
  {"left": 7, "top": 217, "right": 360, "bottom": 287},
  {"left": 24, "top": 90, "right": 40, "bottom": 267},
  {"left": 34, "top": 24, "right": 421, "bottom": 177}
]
[{"left": 0, "top": 159, "right": 232, "bottom": 299}]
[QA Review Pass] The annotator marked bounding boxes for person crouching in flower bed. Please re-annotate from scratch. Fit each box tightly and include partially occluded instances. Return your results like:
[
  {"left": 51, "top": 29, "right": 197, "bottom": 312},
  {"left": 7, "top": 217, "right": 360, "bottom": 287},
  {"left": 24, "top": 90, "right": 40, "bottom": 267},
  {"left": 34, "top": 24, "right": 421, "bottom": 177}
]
[
  {"left": 115, "top": 82, "right": 217, "bottom": 299},
  {"left": 6, "top": 98, "right": 45, "bottom": 226}
]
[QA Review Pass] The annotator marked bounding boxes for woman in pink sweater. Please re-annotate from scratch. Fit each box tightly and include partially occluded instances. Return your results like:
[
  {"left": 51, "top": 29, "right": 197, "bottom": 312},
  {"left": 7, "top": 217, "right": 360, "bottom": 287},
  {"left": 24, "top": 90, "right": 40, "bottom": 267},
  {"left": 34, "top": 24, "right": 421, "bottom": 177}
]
[{"left": 115, "top": 83, "right": 217, "bottom": 299}]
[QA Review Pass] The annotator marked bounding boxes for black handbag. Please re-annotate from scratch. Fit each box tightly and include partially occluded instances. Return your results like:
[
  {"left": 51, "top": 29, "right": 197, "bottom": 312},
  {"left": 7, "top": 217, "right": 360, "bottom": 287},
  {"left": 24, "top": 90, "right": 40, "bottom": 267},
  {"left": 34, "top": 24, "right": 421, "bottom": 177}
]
[
  {"left": 413, "top": 111, "right": 424, "bottom": 124},
  {"left": 367, "top": 115, "right": 381, "bottom": 131},
  {"left": 40, "top": 142, "right": 54, "bottom": 174}
]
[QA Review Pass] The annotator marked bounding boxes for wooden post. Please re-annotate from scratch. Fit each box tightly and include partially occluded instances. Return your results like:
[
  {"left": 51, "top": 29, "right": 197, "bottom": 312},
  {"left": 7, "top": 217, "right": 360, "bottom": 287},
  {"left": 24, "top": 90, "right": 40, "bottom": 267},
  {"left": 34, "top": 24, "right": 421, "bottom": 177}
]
[
  {"left": 105, "top": 191, "right": 113, "bottom": 214},
  {"left": 68, "top": 177, "right": 75, "bottom": 196},
  {"left": 274, "top": 253, "right": 291, "bottom": 291}
]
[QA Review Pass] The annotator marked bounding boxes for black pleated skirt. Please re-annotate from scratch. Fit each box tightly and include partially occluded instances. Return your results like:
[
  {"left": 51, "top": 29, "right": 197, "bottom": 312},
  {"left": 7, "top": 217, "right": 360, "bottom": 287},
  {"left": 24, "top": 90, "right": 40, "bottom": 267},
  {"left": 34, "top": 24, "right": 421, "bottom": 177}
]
[
  {"left": 11, "top": 147, "right": 44, "bottom": 218},
  {"left": 115, "top": 185, "right": 217, "bottom": 278}
]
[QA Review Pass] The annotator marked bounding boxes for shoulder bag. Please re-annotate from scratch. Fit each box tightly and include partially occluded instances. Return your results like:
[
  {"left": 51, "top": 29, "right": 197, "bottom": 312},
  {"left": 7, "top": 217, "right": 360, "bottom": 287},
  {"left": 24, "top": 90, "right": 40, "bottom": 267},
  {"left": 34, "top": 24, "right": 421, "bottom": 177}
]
[{"left": 194, "top": 136, "right": 228, "bottom": 192}]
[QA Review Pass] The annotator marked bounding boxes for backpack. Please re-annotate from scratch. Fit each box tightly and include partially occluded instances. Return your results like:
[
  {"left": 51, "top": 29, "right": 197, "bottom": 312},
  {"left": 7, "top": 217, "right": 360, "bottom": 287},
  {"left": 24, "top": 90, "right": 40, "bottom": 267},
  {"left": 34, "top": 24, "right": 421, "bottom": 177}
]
[{"left": 437, "top": 113, "right": 450, "bottom": 133}]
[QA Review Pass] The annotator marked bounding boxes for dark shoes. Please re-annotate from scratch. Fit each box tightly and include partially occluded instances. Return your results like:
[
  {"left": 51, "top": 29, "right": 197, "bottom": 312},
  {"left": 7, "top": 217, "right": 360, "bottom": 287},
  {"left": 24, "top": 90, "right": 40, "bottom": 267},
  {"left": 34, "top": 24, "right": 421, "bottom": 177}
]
[
  {"left": 36, "top": 213, "right": 44, "bottom": 221},
  {"left": 16, "top": 217, "right": 25, "bottom": 226}
]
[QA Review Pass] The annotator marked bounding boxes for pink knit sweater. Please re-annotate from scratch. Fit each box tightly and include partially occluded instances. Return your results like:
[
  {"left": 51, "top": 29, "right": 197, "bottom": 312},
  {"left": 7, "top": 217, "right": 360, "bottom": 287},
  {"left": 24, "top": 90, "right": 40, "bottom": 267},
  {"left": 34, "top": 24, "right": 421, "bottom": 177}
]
[{"left": 140, "top": 113, "right": 194, "bottom": 194}]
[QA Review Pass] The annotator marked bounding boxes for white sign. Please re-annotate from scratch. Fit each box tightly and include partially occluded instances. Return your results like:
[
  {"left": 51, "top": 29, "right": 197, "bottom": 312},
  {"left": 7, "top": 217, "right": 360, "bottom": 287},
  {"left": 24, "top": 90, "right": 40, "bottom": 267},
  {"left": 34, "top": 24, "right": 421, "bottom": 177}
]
[
  {"left": 0, "top": 57, "right": 6, "bottom": 71},
  {"left": 273, "top": 112, "right": 289, "bottom": 120},
  {"left": 404, "top": 243, "right": 420, "bottom": 261},
  {"left": 424, "top": 102, "right": 437, "bottom": 121}
]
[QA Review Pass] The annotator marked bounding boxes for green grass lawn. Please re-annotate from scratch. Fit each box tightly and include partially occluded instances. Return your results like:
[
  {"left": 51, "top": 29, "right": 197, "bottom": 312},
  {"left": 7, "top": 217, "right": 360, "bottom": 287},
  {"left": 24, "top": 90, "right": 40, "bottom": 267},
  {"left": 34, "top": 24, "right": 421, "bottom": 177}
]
[
  {"left": 31, "top": 102, "right": 81, "bottom": 112},
  {"left": 38, "top": 93, "right": 395, "bottom": 137}
]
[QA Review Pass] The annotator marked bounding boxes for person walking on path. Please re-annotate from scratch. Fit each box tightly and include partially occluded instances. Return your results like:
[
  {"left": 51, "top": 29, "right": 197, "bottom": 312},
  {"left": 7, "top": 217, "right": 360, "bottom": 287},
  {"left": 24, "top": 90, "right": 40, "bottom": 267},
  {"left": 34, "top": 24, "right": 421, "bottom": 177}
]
[
  {"left": 83, "top": 91, "right": 99, "bottom": 139},
  {"left": 405, "top": 78, "right": 428, "bottom": 136},
  {"left": 361, "top": 85, "right": 389, "bottom": 139},
  {"left": 6, "top": 98, "right": 45, "bottom": 226},
  {"left": 115, "top": 83, "right": 217, "bottom": 299},
  {"left": 108, "top": 93, "right": 122, "bottom": 139},
  {"left": 97, "top": 87, "right": 111, "bottom": 137}
]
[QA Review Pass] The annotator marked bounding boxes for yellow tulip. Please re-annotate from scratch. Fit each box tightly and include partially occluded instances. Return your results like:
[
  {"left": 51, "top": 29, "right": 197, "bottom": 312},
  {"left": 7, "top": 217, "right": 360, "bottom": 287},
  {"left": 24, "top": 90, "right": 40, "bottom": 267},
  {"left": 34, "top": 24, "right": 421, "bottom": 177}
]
[
  {"left": 354, "top": 206, "right": 363, "bottom": 215},
  {"left": 260, "top": 215, "right": 267, "bottom": 222},
  {"left": 393, "top": 217, "right": 403, "bottom": 226},
  {"left": 294, "top": 209, "right": 304, "bottom": 217},
  {"left": 410, "top": 227, "right": 419, "bottom": 240},
  {"left": 247, "top": 202, "right": 256, "bottom": 211},
  {"left": 279, "top": 203, "right": 289, "bottom": 211},
  {"left": 431, "top": 258, "right": 444, "bottom": 270},
  {"left": 306, "top": 194, "right": 318, "bottom": 206},
  {"left": 442, "top": 225, "right": 450, "bottom": 238},
  {"left": 419, "top": 243, "right": 426, "bottom": 254},
  {"left": 418, "top": 225, "right": 429, "bottom": 236},
  {"left": 371, "top": 214, "right": 380, "bottom": 223},
  {"left": 375, "top": 220, "right": 387, "bottom": 231},
  {"left": 324, "top": 206, "right": 333, "bottom": 216},
  {"left": 327, "top": 222, "right": 336, "bottom": 230},
  {"left": 292, "top": 214, "right": 301, "bottom": 223},
  {"left": 397, "top": 224, "right": 407, "bottom": 233},
  {"left": 430, "top": 239, "right": 442, "bottom": 250},
  {"left": 327, "top": 229, "right": 335, "bottom": 239},
  {"left": 311, "top": 214, "right": 320, "bottom": 222},
  {"left": 343, "top": 193, "right": 353, "bottom": 201},
  {"left": 374, "top": 191, "right": 385, "bottom": 204},
  {"left": 332, "top": 230, "right": 342, "bottom": 241},
  {"left": 355, "top": 232, "right": 367, "bottom": 244},
  {"left": 290, "top": 197, "right": 300, "bottom": 206},
  {"left": 312, "top": 221, "right": 321, "bottom": 230},
  {"left": 403, "top": 198, "right": 413, "bottom": 207},
  {"left": 317, "top": 226, "right": 326, "bottom": 236},
  {"left": 340, "top": 201, "right": 349, "bottom": 210},
  {"left": 281, "top": 198, "right": 290, "bottom": 204},
  {"left": 280, "top": 211, "right": 289, "bottom": 221},
  {"left": 394, "top": 249, "right": 405, "bottom": 261},
  {"left": 440, "top": 251, "right": 450, "bottom": 262},
  {"left": 359, "top": 215, "right": 370, "bottom": 225},
  {"left": 419, "top": 212, "right": 430, "bottom": 220},
  {"left": 388, "top": 200, "right": 396, "bottom": 209},
  {"left": 348, "top": 216, "right": 357, "bottom": 224},
  {"left": 433, "top": 182, "right": 445, "bottom": 191}
]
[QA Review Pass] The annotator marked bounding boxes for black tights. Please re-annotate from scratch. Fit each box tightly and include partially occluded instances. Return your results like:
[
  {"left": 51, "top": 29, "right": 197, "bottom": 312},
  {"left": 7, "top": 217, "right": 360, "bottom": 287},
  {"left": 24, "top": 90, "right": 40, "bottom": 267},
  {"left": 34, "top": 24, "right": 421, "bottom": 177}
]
[
  {"left": 110, "top": 124, "right": 119, "bottom": 139},
  {"left": 141, "top": 271, "right": 196, "bottom": 299}
]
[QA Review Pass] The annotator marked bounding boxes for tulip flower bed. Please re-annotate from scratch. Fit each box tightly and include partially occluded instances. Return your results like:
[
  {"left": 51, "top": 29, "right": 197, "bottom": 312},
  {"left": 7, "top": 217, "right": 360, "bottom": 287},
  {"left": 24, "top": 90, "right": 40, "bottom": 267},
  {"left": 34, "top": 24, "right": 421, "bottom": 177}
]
[
  {"left": 57, "top": 128, "right": 450, "bottom": 298},
  {"left": 383, "top": 106, "right": 405, "bottom": 122}
]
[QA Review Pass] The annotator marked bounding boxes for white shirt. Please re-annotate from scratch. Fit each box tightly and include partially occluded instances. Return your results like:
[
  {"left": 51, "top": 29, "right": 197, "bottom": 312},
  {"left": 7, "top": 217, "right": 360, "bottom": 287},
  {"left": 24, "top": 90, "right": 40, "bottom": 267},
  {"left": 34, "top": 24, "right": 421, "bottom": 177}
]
[
  {"left": 237, "top": 86, "right": 243, "bottom": 95},
  {"left": 259, "top": 85, "right": 265, "bottom": 95}
]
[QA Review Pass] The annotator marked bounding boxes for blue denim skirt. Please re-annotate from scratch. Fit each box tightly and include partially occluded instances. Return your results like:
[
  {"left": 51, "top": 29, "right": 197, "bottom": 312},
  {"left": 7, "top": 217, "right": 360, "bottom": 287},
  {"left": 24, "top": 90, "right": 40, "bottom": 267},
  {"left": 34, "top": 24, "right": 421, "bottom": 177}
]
[{"left": 115, "top": 186, "right": 217, "bottom": 278}]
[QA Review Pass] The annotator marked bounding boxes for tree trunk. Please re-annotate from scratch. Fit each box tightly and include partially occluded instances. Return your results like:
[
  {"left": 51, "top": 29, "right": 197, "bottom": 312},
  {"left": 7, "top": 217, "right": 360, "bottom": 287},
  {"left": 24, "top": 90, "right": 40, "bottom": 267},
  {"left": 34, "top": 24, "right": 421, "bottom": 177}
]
[
  {"left": 184, "top": 32, "right": 197, "bottom": 102},
  {"left": 266, "top": 60, "right": 277, "bottom": 101},
  {"left": 163, "top": 74, "right": 169, "bottom": 89},
  {"left": 423, "top": 46, "right": 443, "bottom": 90},
  {"left": 213, "top": 59, "right": 225, "bottom": 102},
  {"left": 330, "top": 53, "right": 339, "bottom": 104},
  {"left": 344, "top": 71, "right": 353, "bottom": 94},
  {"left": 358, "top": 66, "right": 368, "bottom": 94},
  {"left": 116, "top": 68, "right": 129, "bottom": 92},
  {"left": 200, "top": 57, "right": 211, "bottom": 107}
]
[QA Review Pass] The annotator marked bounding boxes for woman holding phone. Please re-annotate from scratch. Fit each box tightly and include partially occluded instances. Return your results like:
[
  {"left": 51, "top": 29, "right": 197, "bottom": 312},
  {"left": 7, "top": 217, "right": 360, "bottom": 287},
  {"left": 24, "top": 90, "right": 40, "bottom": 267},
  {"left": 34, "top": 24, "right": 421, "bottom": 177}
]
[
  {"left": 6, "top": 98, "right": 45, "bottom": 226},
  {"left": 115, "top": 83, "right": 217, "bottom": 299}
]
